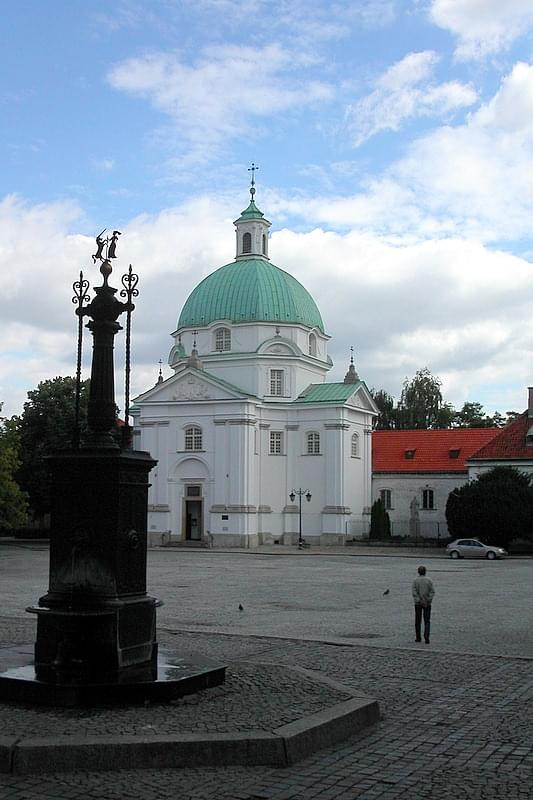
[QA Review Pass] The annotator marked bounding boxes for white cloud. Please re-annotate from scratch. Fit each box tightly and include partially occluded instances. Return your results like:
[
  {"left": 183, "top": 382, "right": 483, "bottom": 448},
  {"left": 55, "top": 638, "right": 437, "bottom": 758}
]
[
  {"left": 272, "top": 227, "right": 533, "bottom": 410},
  {"left": 429, "top": 0, "right": 533, "bottom": 60},
  {"left": 92, "top": 158, "right": 115, "bottom": 171},
  {"left": 0, "top": 194, "right": 236, "bottom": 418},
  {"left": 3, "top": 186, "right": 533, "bottom": 420},
  {"left": 290, "top": 62, "right": 533, "bottom": 244},
  {"left": 345, "top": 51, "right": 476, "bottom": 145},
  {"left": 389, "top": 62, "right": 533, "bottom": 241},
  {"left": 108, "top": 44, "right": 334, "bottom": 162}
]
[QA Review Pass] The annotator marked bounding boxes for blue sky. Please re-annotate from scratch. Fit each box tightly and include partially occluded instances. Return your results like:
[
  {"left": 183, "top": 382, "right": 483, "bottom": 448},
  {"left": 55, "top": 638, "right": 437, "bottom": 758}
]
[{"left": 2, "top": 0, "right": 533, "bottom": 419}]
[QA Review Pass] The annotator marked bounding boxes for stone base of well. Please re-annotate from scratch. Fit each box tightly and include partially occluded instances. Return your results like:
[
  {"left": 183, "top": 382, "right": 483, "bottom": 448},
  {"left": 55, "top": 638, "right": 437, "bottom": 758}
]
[{"left": 0, "top": 644, "right": 226, "bottom": 707}]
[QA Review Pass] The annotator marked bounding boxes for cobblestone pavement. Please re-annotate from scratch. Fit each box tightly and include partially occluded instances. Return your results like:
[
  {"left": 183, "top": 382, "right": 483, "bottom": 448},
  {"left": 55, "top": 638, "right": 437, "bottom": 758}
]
[
  {"left": 0, "top": 630, "right": 352, "bottom": 739},
  {"left": 0, "top": 545, "right": 531, "bottom": 799},
  {"left": 0, "top": 623, "right": 531, "bottom": 799}
]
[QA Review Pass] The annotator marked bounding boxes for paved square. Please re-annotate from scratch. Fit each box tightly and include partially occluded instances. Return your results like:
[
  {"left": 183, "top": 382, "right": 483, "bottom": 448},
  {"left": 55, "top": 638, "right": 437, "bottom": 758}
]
[{"left": 0, "top": 543, "right": 531, "bottom": 799}]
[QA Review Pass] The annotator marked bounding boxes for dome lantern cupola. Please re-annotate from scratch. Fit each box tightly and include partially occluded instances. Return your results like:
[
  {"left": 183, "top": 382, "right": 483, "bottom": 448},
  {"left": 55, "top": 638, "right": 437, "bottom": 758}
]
[{"left": 234, "top": 163, "right": 271, "bottom": 260}]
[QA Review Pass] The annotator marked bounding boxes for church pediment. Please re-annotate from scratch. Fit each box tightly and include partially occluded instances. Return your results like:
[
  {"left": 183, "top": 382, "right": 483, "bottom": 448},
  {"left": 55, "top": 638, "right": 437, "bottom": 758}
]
[
  {"left": 134, "top": 368, "right": 252, "bottom": 404},
  {"left": 171, "top": 375, "right": 214, "bottom": 401},
  {"left": 347, "top": 386, "right": 379, "bottom": 413}
]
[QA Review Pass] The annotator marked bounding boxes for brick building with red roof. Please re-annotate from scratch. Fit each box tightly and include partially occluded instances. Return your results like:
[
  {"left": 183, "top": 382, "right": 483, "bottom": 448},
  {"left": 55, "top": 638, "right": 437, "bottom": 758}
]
[{"left": 372, "top": 427, "right": 499, "bottom": 539}]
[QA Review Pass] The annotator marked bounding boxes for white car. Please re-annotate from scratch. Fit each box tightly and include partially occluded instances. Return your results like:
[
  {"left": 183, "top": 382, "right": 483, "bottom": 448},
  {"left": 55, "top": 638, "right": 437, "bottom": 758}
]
[{"left": 446, "top": 538, "right": 507, "bottom": 560}]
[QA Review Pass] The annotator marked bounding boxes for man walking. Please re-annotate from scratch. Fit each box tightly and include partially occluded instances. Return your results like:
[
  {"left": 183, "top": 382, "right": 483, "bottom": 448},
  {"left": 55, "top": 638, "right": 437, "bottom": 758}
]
[{"left": 412, "top": 565, "right": 434, "bottom": 644}]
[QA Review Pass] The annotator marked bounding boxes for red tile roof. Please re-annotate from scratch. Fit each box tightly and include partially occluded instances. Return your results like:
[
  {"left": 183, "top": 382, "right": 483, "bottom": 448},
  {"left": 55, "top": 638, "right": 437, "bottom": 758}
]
[
  {"left": 372, "top": 428, "right": 500, "bottom": 473},
  {"left": 468, "top": 411, "right": 533, "bottom": 461}
]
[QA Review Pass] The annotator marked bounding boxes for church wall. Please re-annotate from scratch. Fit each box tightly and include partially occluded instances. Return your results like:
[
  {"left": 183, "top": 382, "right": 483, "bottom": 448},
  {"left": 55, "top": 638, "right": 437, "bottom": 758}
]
[
  {"left": 180, "top": 322, "right": 329, "bottom": 365},
  {"left": 138, "top": 396, "right": 261, "bottom": 545},
  {"left": 192, "top": 358, "right": 328, "bottom": 402},
  {"left": 136, "top": 391, "right": 376, "bottom": 547}
]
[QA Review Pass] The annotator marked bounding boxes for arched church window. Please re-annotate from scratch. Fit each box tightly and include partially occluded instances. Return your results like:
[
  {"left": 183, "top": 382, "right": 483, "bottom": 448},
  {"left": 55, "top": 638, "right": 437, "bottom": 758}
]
[
  {"left": 307, "top": 432, "right": 320, "bottom": 454},
  {"left": 262, "top": 234, "right": 267, "bottom": 255},
  {"left": 185, "top": 425, "right": 202, "bottom": 451},
  {"left": 308, "top": 333, "right": 317, "bottom": 356},
  {"left": 242, "top": 232, "right": 252, "bottom": 254},
  {"left": 351, "top": 433, "right": 359, "bottom": 457},
  {"left": 215, "top": 327, "right": 231, "bottom": 352}
]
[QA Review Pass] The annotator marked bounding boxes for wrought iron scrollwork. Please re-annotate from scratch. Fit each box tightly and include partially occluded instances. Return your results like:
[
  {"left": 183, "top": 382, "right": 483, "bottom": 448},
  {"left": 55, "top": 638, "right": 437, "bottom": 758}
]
[
  {"left": 120, "top": 265, "right": 139, "bottom": 448},
  {"left": 72, "top": 271, "right": 91, "bottom": 448}
]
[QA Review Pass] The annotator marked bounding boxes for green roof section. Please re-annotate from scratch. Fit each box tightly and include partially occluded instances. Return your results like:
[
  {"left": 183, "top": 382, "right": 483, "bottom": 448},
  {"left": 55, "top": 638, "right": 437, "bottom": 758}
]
[
  {"left": 293, "top": 382, "right": 363, "bottom": 404},
  {"left": 178, "top": 257, "right": 324, "bottom": 332},
  {"left": 234, "top": 199, "right": 265, "bottom": 221}
]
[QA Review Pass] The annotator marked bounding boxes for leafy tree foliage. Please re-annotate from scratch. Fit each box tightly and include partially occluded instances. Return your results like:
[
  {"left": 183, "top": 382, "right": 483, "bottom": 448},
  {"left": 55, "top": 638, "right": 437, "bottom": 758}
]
[
  {"left": 369, "top": 498, "right": 391, "bottom": 540},
  {"left": 446, "top": 466, "right": 533, "bottom": 547},
  {"left": 371, "top": 369, "right": 519, "bottom": 430},
  {"left": 371, "top": 390, "right": 396, "bottom": 430},
  {"left": 14, "top": 377, "right": 90, "bottom": 517},
  {"left": 452, "top": 402, "right": 511, "bottom": 428},
  {"left": 453, "top": 401, "right": 491, "bottom": 428},
  {"left": 0, "top": 408, "right": 29, "bottom": 529},
  {"left": 396, "top": 368, "right": 454, "bottom": 429}
]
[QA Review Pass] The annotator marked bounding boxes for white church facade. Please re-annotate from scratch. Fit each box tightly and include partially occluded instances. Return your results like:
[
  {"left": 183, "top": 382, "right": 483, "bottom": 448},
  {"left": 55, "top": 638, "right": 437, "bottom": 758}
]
[{"left": 132, "top": 184, "right": 378, "bottom": 547}]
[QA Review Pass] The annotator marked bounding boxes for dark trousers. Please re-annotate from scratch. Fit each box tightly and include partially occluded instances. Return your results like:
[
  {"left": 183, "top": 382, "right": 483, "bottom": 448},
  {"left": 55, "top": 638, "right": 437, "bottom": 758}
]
[{"left": 415, "top": 603, "right": 431, "bottom": 642}]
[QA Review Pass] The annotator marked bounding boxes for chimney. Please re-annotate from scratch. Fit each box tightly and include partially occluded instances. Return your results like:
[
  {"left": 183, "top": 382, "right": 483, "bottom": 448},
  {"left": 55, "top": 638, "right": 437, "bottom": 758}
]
[{"left": 527, "top": 388, "right": 533, "bottom": 445}]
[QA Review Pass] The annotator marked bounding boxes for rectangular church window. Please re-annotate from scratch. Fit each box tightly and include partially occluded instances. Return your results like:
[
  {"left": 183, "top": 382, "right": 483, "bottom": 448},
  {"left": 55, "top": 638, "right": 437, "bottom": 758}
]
[
  {"left": 269, "top": 431, "right": 283, "bottom": 454},
  {"left": 270, "top": 369, "right": 284, "bottom": 396}
]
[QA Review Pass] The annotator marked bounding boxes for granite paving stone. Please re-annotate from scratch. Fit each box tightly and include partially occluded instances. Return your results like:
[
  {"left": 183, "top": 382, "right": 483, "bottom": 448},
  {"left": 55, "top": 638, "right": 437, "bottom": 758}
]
[{"left": 0, "top": 545, "right": 531, "bottom": 798}]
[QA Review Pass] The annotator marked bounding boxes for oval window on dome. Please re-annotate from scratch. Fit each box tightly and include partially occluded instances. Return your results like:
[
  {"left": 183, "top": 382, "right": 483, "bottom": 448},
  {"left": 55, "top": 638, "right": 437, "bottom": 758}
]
[{"left": 242, "top": 232, "right": 252, "bottom": 254}]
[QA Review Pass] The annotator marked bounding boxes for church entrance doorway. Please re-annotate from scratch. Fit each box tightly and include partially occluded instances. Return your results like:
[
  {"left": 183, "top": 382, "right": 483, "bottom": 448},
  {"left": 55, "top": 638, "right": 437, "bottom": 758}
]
[{"left": 184, "top": 485, "right": 203, "bottom": 541}]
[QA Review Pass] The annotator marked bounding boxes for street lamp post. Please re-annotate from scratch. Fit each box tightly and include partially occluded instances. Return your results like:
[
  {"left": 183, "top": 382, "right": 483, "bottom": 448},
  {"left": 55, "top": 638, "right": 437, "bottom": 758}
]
[{"left": 289, "top": 489, "right": 312, "bottom": 548}]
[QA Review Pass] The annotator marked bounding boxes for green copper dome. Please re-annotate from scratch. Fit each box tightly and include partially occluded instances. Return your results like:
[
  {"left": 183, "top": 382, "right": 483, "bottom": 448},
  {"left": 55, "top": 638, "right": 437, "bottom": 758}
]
[{"left": 178, "top": 257, "right": 324, "bottom": 332}]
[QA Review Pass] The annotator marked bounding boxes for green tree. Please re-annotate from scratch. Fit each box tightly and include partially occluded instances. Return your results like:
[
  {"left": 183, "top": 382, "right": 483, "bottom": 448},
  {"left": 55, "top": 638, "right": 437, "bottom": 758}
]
[
  {"left": 369, "top": 498, "right": 391, "bottom": 540},
  {"left": 446, "top": 466, "right": 533, "bottom": 548},
  {"left": 15, "top": 377, "right": 90, "bottom": 518},
  {"left": 370, "top": 389, "right": 396, "bottom": 430},
  {"left": 487, "top": 411, "right": 506, "bottom": 428},
  {"left": 0, "top": 408, "right": 28, "bottom": 529},
  {"left": 504, "top": 411, "right": 521, "bottom": 425},
  {"left": 452, "top": 402, "right": 508, "bottom": 428},
  {"left": 453, "top": 401, "right": 490, "bottom": 428},
  {"left": 396, "top": 368, "right": 454, "bottom": 429}
]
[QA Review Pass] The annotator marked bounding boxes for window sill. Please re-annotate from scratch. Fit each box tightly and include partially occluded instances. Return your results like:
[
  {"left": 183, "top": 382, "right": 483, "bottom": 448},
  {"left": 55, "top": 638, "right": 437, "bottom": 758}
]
[{"left": 177, "top": 449, "right": 206, "bottom": 454}]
